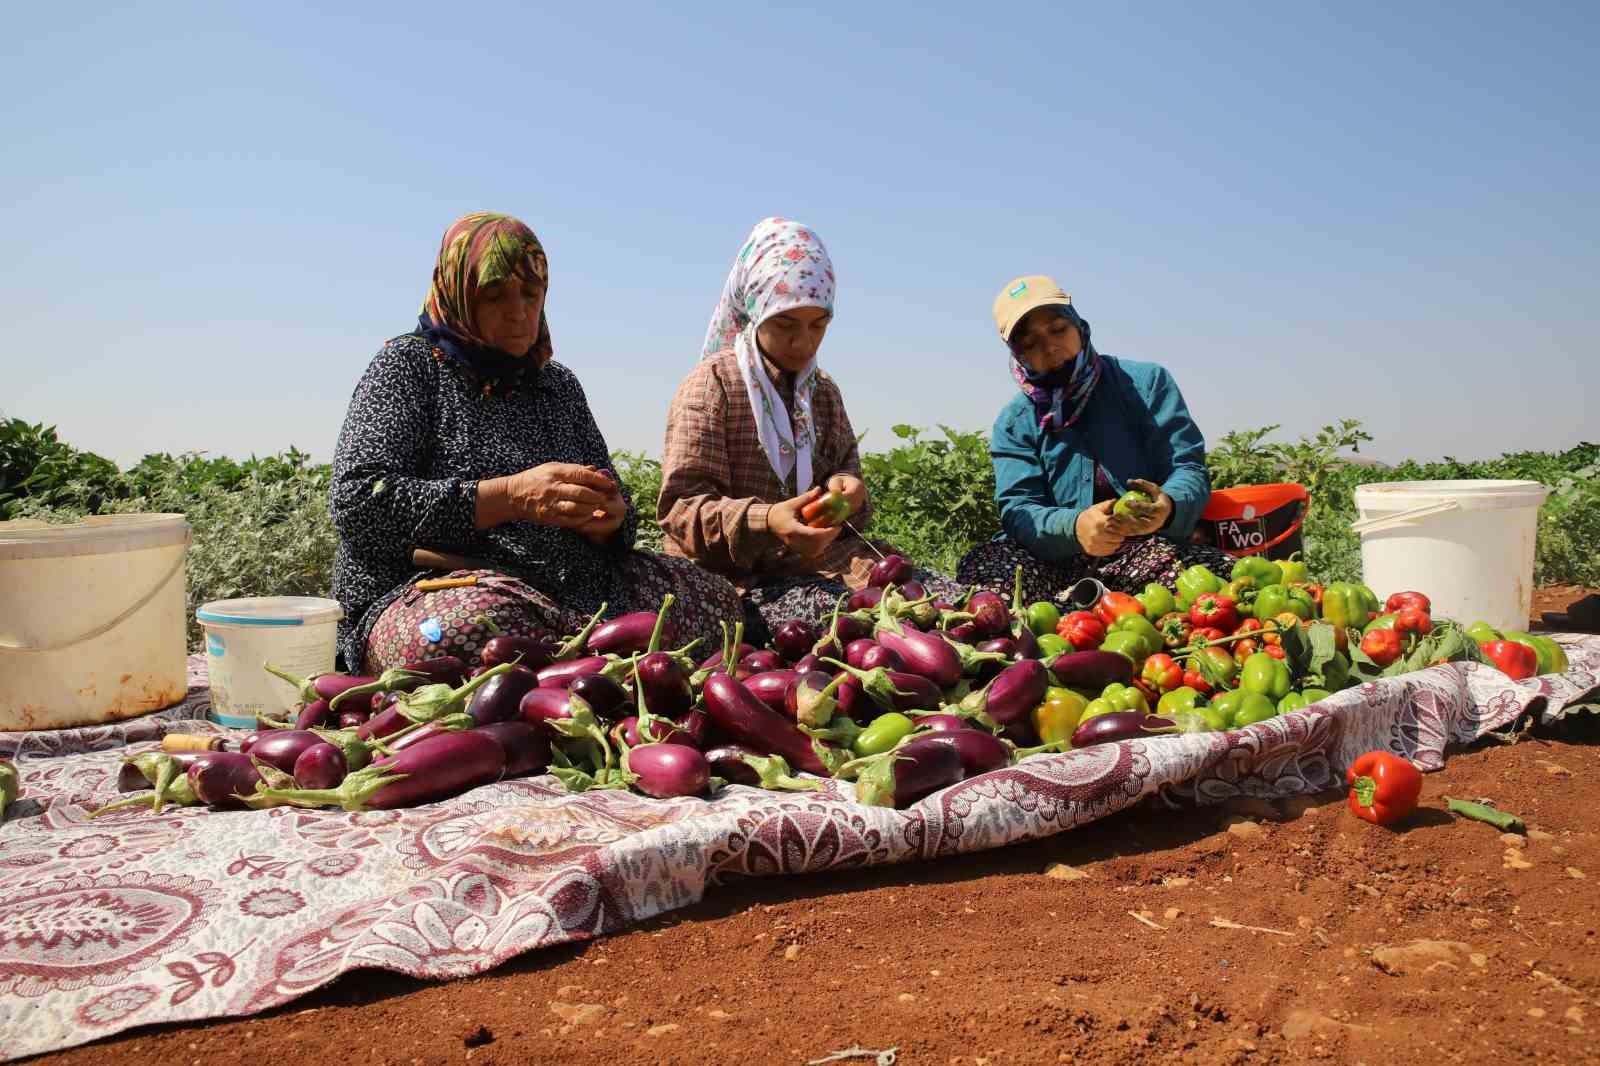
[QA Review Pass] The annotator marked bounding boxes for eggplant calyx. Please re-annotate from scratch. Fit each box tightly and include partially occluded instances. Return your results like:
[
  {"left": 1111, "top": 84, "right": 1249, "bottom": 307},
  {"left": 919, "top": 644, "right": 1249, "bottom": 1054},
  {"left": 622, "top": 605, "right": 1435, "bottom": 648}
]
[
  {"left": 399, "top": 662, "right": 513, "bottom": 723},
  {"left": 811, "top": 592, "right": 855, "bottom": 657},
  {"left": 248, "top": 764, "right": 406, "bottom": 811},
  {"left": 328, "top": 667, "right": 426, "bottom": 711},
  {"left": 744, "top": 753, "right": 825, "bottom": 791},
  {"left": 851, "top": 754, "right": 910, "bottom": 807},
  {"left": 1012, "top": 740, "right": 1069, "bottom": 759},
  {"left": 262, "top": 663, "right": 320, "bottom": 704}
]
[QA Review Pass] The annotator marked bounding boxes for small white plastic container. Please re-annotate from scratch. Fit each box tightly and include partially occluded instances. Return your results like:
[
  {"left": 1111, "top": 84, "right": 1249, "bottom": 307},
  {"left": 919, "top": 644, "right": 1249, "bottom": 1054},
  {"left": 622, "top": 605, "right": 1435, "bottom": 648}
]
[
  {"left": 197, "top": 597, "right": 343, "bottom": 728},
  {"left": 0, "top": 513, "right": 191, "bottom": 730},
  {"left": 1352, "top": 480, "right": 1549, "bottom": 634}
]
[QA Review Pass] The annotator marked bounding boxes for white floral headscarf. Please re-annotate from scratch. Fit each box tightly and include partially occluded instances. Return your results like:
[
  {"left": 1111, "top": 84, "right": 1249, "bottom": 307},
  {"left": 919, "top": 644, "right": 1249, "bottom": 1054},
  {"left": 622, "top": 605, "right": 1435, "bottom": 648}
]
[{"left": 701, "top": 217, "right": 836, "bottom": 491}]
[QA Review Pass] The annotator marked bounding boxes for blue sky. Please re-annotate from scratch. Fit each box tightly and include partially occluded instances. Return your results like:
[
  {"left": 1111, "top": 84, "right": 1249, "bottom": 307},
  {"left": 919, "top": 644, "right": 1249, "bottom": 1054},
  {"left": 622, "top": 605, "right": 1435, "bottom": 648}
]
[{"left": 5, "top": 1, "right": 1595, "bottom": 468}]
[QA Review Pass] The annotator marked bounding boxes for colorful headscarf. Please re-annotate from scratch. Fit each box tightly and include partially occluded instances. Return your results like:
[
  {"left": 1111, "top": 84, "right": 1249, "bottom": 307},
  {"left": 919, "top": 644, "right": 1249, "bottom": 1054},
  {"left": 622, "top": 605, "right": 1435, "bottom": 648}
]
[
  {"left": 701, "top": 218, "right": 836, "bottom": 491},
  {"left": 417, "top": 212, "right": 552, "bottom": 389},
  {"left": 1009, "top": 304, "right": 1104, "bottom": 433}
]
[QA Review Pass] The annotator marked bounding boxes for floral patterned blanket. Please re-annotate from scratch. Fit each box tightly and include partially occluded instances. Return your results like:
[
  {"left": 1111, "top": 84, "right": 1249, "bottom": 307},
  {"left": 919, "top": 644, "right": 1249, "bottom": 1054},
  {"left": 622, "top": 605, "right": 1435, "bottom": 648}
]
[{"left": 3, "top": 643, "right": 1597, "bottom": 1060}]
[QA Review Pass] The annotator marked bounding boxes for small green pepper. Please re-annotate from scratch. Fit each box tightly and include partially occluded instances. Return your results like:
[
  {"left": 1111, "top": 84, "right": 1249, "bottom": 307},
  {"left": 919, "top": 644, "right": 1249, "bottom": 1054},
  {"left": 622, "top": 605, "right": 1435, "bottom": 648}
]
[
  {"left": 1465, "top": 621, "right": 1501, "bottom": 644},
  {"left": 1175, "top": 565, "right": 1224, "bottom": 607},
  {"left": 1253, "top": 584, "right": 1315, "bottom": 622},
  {"left": 1229, "top": 692, "right": 1279, "bottom": 727},
  {"left": 1231, "top": 556, "right": 1283, "bottom": 588},
  {"left": 1321, "top": 582, "right": 1380, "bottom": 629},
  {"left": 1240, "top": 652, "right": 1292, "bottom": 700},
  {"left": 1032, "top": 687, "right": 1090, "bottom": 745},
  {"left": 1277, "top": 557, "right": 1311, "bottom": 585},
  {"left": 1025, "top": 601, "right": 1062, "bottom": 637},
  {"left": 1109, "top": 613, "right": 1163, "bottom": 658},
  {"left": 1099, "top": 631, "right": 1148, "bottom": 664},
  {"left": 1501, "top": 631, "right": 1568, "bottom": 675},
  {"left": 1156, "top": 686, "right": 1203, "bottom": 716},
  {"left": 1097, "top": 683, "right": 1149, "bottom": 714},
  {"left": 1172, "top": 706, "right": 1229, "bottom": 732},
  {"left": 1278, "top": 687, "right": 1332, "bottom": 714},
  {"left": 851, "top": 712, "right": 917, "bottom": 758},
  {"left": 1135, "top": 582, "right": 1176, "bottom": 620},
  {"left": 1035, "top": 632, "right": 1070, "bottom": 659},
  {"left": 1363, "top": 613, "right": 1397, "bottom": 634}
]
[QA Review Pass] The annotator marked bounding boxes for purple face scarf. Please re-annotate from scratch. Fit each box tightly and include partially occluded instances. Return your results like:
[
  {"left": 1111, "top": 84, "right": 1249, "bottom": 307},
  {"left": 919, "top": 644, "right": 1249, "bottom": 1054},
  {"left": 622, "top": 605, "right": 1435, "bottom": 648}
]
[{"left": 1008, "top": 305, "right": 1103, "bottom": 433}]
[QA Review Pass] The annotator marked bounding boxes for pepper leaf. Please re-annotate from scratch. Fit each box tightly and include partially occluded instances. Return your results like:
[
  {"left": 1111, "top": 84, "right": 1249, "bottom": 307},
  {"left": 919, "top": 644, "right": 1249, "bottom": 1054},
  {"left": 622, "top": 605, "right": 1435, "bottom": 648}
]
[{"left": 1278, "top": 622, "right": 1313, "bottom": 680}]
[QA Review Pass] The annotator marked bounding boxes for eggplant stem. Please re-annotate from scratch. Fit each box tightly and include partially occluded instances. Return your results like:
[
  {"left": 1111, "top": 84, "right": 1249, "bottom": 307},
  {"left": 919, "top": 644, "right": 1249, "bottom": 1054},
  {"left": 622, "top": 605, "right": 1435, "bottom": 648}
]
[
  {"left": 646, "top": 594, "right": 675, "bottom": 654},
  {"left": 556, "top": 603, "right": 608, "bottom": 661}
]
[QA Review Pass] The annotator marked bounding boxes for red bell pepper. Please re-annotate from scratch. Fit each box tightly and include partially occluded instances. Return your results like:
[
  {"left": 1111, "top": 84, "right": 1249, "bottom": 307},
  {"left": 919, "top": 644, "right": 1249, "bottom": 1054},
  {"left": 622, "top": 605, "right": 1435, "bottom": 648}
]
[
  {"left": 1346, "top": 751, "right": 1423, "bottom": 826},
  {"left": 1156, "top": 612, "right": 1193, "bottom": 650},
  {"left": 1191, "top": 626, "right": 1226, "bottom": 645},
  {"left": 1140, "top": 653, "right": 1183, "bottom": 692},
  {"left": 1095, "top": 592, "right": 1145, "bottom": 627},
  {"left": 1189, "top": 594, "right": 1239, "bottom": 632},
  {"left": 1231, "top": 637, "right": 1261, "bottom": 665},
  {"left": 1384, "top": 591, "right": 1431, "bottom": 615},
  {"left": 1055, "top": 610, "right": 1107, "bottom": 651},
  {"left": 1301, "top": 583, "right": 1324, "bottom": 607},
  {"left": 1232, "top": 618, "right": 1264, "bottom": 637},
  {"left": 1360, "top": 627, "right": 1405, "bottom": 668},
  {"left": 1393, "top": 607, "right": 1432, "bottom": 638},
  {"left": 1182, "top": 667, "right": 1213, "bottom": 696},
  {"left": 1479, "top": 639, "right": 1537, "bottom": 680},
  {"left": 1263, "top": 643, "right": 1286, "bottom": 661}
]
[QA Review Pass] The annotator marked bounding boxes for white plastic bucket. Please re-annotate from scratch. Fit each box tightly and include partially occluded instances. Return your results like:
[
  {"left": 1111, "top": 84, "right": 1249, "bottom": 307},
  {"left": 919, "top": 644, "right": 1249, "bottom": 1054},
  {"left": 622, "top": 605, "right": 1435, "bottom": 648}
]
[
  {"left": 197, "top": 597, "right": 343, "bottom": 728},
  {"left": 1352, "top": 480, "right": 1549, "bottom": 634},
  {"left": 0, "top": 513, "right": 191, "bottom": 731}
]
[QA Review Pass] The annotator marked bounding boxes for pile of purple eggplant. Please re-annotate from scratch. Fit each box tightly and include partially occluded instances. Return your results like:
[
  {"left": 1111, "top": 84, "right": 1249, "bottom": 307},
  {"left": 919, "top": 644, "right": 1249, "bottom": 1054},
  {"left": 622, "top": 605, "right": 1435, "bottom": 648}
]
[{"left": 102, "top": 556, "right": 1160, "bottom": 817}]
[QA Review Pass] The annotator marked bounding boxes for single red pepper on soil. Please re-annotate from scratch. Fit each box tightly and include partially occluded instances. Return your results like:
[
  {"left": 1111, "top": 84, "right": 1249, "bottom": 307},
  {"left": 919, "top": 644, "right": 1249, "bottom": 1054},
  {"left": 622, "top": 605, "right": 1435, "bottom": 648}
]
[
  {"left": 1384, "top": 591, "right": 1431, "bottom": 615},
  {"left": 1361, "top": 627, "right": 1405, "bottom": 668},
  {"left": 1140, "top": 653, "right": 1183, "bottom": 692},
  {"left": 1189, "top": 594, "right": 1239, "bottom": 632},
  {"left": 1094, "top": 592, "right": 1146, "bottom": 626},
  {"left": 1346, "top": 751, "right": 1423, "bottom": 825},
  {"left": 1479, "top": 639, "right": 1537, "bottom": 680},
  {"left": 1393, "top": 607, "right": 1433, "bottom": 638},
  {"left": 1056, "top": 610, "right": 1107, "bottom": 650}
]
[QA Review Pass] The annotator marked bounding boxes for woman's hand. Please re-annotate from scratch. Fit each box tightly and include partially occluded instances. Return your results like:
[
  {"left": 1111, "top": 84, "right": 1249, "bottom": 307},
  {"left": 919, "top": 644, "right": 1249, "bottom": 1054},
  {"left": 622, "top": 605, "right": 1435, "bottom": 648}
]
[
  {"left": 770, "top": 487, "right": 844, "bottom": 559},
  {"left": 1104, "top": 478, "right": 1174, "bottom": 538},
  {"left": 477, "top": 463, "right": 620, "bottom": 530},
  {"left": 576, "top": 481, "right": 628, "bottom": 544},
  {"left": 826, "top": 473, "right": 868, "bottom": 518},
  {"left": 1075, "top": 500, "right": 1126, "bottom": 557}
]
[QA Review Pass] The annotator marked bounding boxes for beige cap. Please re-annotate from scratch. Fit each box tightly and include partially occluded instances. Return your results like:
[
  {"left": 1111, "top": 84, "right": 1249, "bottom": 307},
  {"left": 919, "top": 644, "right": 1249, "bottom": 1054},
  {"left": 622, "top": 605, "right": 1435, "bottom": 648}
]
[{"left": 992, "top": 275, "right": 1072, "bottom": 343}]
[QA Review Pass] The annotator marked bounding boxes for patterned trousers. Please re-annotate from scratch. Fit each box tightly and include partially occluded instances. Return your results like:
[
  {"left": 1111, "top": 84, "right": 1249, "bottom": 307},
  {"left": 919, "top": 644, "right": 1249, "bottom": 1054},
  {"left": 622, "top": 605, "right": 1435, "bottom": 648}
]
[{"left": 956, "top": 535, "right": 1237, "bottom": 608}]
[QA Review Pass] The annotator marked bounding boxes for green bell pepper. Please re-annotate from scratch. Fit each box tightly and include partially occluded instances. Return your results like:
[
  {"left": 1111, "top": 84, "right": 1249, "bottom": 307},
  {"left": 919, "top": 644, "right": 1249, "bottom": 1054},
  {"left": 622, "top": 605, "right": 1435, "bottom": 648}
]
[
  {"left": 1156, "top": 686, "right": 1203, "bottom": 716},
  {"left": 852, "top": 712, "right": 917, "bottom": 757},
  {"left": 1231, "top": 556, "right": 1283, "bottom": 588},
  {"left": 1175, "top": 565, "right": 1224, "bottom": 608},
  {"left": 1025, "top": 601, "right": 1062, "bottom": 637},
  {"left": 1109, "top": 613, "right": 1163, "bottom": 659},
  {"left": 1465, "top": 621, "right": 1501, "bottom": 644},
  {"left": 1099, "top": 631, "right": 1149, "bottom": 664},
  {"left": 1239, "top": 651, "right": 1292, "bottom": 700},
  {"left": 1229, "top": 692, "right": 1279, "bottom": 727},
  {"left": 1036, "top": 633, "right": 1070, "bottom": 659},
  {"left": 1172, "top": 706, "right": 1229, "bottom": 732},
  {"left": 1099, "top": 683, "right": 1150, "bottom": 713},
  {"left": 1253, "top": 583, "right": 1315, "bottom": 622},
  {"left": 1277, "top": 687, "right": 1331, "bottom": 714},
  {"left": 1321, "top": 582, "right": 1380, "bottom": 629},
  {"left": 1277, "top": 557, "right": 1310, "bottom": 585},
  {"left": 1135, "top": 582, "right": 1176, "bottom": 620},
  {"left": 1502, "top": 631, "right": 1568, "bottom": 675}
]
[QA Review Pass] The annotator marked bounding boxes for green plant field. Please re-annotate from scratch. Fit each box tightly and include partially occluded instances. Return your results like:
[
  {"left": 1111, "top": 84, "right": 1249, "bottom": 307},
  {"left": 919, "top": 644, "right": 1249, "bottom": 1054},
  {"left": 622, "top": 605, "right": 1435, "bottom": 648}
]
[{"left": 5, "top": 416, "right": 1596, "bottom": 648}]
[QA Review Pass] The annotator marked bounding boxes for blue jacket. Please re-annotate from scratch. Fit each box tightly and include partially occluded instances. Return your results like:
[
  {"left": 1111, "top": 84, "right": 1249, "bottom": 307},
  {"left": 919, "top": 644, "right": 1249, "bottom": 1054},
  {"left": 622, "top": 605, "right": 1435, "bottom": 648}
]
[{"left": 990, "top": 355, "right": 1211, "bottom": 562}]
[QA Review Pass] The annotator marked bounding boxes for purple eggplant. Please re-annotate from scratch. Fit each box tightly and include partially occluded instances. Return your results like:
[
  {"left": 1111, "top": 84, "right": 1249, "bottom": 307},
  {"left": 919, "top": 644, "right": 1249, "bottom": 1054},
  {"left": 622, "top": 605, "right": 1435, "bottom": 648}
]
[
  {"left": 569, "top": 673, "right": 629, "bottom": 720},
  {"left": 946, "top": 621, "right": 979, "bottom": 643},
  {"left": 740, "top": 649, "right": 786, "bottom": 674},
  {"left": 466, "top": 664, "right": 539, "bottom": 726},
  {"left": 848, "top": 586, "right": 885, "bottom": 612},
  {"left": 967, "top": 591, "right": 1011, "bottom": 639},
  {"left": 614, "top": 714, "right": 697, "bottom": 749},
  {"left": 704, "top": 743, "right": 766, "bottom": 785},
  {"left": 958, "top": 660, "right": 1049, "bottom": 727},
  {"left": 238, "top": 732, "right": 263, "bottom": 754},
  {"left": 636, "top": 651, "right": 693, "bottom": 717},
  {"left": 746, "top": 670, "right": 802, "bottom": 715},
  {"left": 898, "top": 579, "right": 927, "bottom": 602},
  {"left": 338, "top": 710, "right": 369, "bottom": 730},
  {"left": 382, "top": 720, "right": 457, "bottom": 754},
  {"left": 853, "top": 736, "right": 964, "bottom": 808},
  {"left": 874, "top": 627, "right": 963, "bottom": 688},
  {"left": 357, "top": 704, "right": 411, "bottom": 741},
  {"left": 868, "top": 554, "right": 915, "bottom": 589},
  {"left": 480, "top": 634, "right": 555, "bottom": 671},
  {"left": 793, "top": 653, "right": 823, "bottom": 674},
  {"left": 623, "top": 743, "right": 710, "bottom": 798},
  {"left": 925, "top": 729, "right": 1013, "bottom": 776},
  {"left": 859, "top": 644, "right": 903, "bottom": 672},
  {"left": 263, "top": 663, "right": 372, "bottom": 706},
  {"left": 252, "top": 730, "right": 508, "bottom": 811},
  {"left": 115, "top": 751, "right": 201, "bottom": 792},
  {"left": 1001, "top": 717, "right": 1037, "bottom": 746},
  {"left": 400, "top": 655, "right": 470, "bottom": 688},
  {"left": 293, "top": 743, "right": 348, "bottom": 789},
  {"left": 589, "top": 594, "right": 679, "bottom": 658},
  {"left": 771, "top": 620, "right": 818, "bottom": 662},
  {"left": 1070, "top": 712, "right": 1177, "bottom": 749},
  {"left": 697, "top": 643, "right": 755, "bottom": 673},
  {"left": 701, "top": 672, "right": 839, "bottom": 776},
  {"left": 537, "top": 656, "right": 611, "bottom": 689},
  {"left": 476, "top": 721, "right": 550, "bottom": 776},
  {"left": 1013, "top": 624, "right": 1041, "bottom": 660},
  {"left": 845, "top": 639, "right": 879, "bottom": 669},
  {"left": 519, "top": 687, "right": 573, "bottom": 736},
  {"left": 327, "top": 664, "right": 443, "bottom": 713},
  {"left": 827, "top": 662, "right": 943, "bottom": 713},
  {"left": 187, "top": 753, "right": 266, "bottom": 808},
  {"left": 914, "top": 713, "right": 978, "bottom": 734},
  {"left": 671, "top": 709, "right": 712, "bottom": 749},
  {"left": 1050, "top": 651, "right": 1134, "bottom": 692},
  {"left": 783, "top": 670, "right": 850, "bottom": 729},
  {"left": 294, "top": 699, "right": 333, "bottom": 731},
  {"left": 835, "top": 674, "right": 871, "bottom": 723},
  {"left": 976, "top": 637, "right": 1018, "bottom": 658},
  {"left": 248, "top": 730, "right": 326, "bottom": 775}
]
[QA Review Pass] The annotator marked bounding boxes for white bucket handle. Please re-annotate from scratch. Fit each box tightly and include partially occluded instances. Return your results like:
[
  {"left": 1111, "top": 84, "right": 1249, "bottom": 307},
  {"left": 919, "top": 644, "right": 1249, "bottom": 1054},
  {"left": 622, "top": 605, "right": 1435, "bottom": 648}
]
[
  {"left": 0, "top": 536, "right": 190, "bottom": 653},
  {"left": 1349, "top": 499, "right": 1461, "bottom": 537}
]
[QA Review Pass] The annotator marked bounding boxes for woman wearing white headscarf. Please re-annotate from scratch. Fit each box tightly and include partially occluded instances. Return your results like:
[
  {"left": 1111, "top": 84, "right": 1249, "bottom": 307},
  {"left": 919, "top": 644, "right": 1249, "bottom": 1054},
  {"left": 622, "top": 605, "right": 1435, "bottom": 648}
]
[{"left": 658, "top": 217, "right": 958, "bottom": 635}]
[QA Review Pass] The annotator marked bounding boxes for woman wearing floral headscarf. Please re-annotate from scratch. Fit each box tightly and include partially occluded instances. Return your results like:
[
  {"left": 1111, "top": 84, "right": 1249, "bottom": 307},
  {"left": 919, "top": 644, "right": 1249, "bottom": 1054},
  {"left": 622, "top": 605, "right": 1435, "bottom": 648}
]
[
  {"left": 659, "top": 218, "right": 959, "bottom": 637},
  {"left": 956, "top": 275, "right": 1233, "bottom": 604},
  {"left": 330, "top": 212, "right": 742, "bottom": 671}
]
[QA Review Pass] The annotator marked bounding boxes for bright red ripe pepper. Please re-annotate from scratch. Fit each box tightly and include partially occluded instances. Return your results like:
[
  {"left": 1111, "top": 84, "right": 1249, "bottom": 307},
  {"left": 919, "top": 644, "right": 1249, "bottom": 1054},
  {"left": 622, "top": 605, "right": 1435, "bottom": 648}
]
[
  {"left": 1346, "top": 751, "right": 1423, "bottom": 826},
  {"left": 1095, "top": 592, "right": 1146, "bottom": 627},
  {"left": 1181, "top": 668, "right": 1213, "bottom": 695},
  {"left": 1189, "top": 594, "right": 1239, "bottom": 632},
  {"left": 1302, "top": 583, "right": 1324, "bottom": 607},
  {"left": 1263, "top": 644, "right": 1287, "bottom": 660},
  {"left": 1191, "top": 626, "right": 1226, "bottom": 645},
  {"left": 1141, "top": 653, "right": 1183, "bottom": 692},
  {"left": 1232, "top": 618, "right": 1264, "bottom": 637},
  {"left": 1055, "top": 610, "right": 1107, "bottom": 651},
  {"left": 1231, "top": 637, "right": 1261, "bottom": 665},
  {"left": 1360, "top": 627, "right": 1405, "bottom": 668},
  {"left": 1393, "top": 607, "right": 1432, "bottom": 638},
  {"left": 1480, "top": 639, "right": 1538, "bottom": 680},
  {"left": 1384, "top": 591, "right": 1431, "bottom": 615}
]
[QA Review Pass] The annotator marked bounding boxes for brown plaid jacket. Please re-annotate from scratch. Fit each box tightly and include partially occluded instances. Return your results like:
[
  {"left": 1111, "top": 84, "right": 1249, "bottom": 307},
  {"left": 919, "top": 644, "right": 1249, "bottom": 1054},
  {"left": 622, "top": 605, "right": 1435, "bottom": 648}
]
[{"left": 658, "top": 350, "right": 878, "bottom": 589}]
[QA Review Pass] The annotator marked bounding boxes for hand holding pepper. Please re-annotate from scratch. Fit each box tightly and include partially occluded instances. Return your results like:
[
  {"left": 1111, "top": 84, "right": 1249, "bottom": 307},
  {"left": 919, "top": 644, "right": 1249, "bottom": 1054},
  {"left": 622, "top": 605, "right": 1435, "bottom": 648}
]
[
  {"left": 771, "top": 488, "right": 844, "bottom": 558},
  {"left": 1075, "top": 501, "right": 1126, "bottom": 557},
  {"left": 825, "top": 474, "right": 868, "bottom": 517},
  {"left": 1105, "top": 478, "right": 1173, "bottom": 538}
]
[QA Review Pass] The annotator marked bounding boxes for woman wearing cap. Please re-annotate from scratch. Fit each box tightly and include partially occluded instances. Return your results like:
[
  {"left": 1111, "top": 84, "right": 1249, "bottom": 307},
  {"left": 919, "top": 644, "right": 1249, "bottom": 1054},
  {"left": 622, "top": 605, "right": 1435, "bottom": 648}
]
[
  {"left": 330, "top": 211, "right": 742, "bottom": 671},
  {"left": 956, "top": 275, "right": 1233, "bottom": 604},
  {"left": 659, "top": 217, "right": 960, "bottom": 638}
]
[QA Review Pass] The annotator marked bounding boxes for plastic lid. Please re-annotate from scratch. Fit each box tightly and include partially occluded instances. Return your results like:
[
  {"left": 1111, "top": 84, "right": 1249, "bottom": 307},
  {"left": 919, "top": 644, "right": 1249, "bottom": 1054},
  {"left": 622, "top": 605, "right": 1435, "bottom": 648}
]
[
  {"left": 197, "top": 596, "right": 344, "bottom": 627},
  {"left": 0, "top": 513, "right": 191, "bottom": 560},
  {"left": 1353, "top": 479, "right": 1550, "bottom": 511}
]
